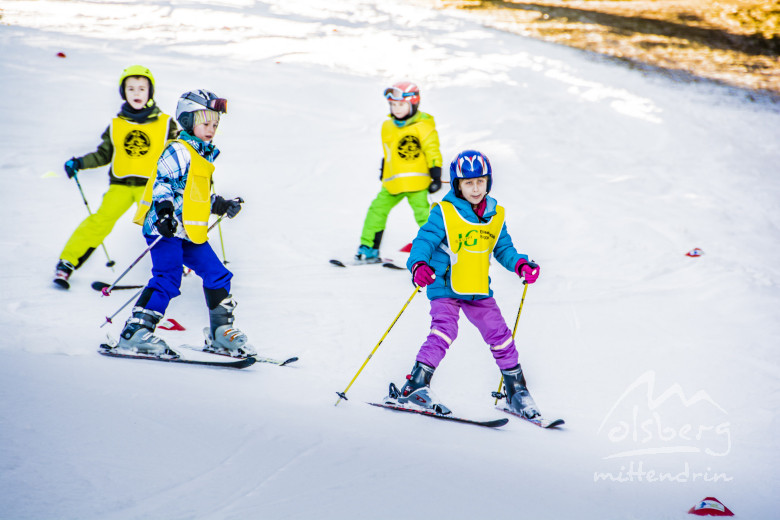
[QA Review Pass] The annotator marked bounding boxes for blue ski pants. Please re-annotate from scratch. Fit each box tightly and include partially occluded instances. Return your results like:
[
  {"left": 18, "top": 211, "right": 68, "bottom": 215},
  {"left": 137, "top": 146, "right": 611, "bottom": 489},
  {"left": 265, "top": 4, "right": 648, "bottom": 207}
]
[{"left": 142, "top": 235, "right": 232, "bottom": 314}]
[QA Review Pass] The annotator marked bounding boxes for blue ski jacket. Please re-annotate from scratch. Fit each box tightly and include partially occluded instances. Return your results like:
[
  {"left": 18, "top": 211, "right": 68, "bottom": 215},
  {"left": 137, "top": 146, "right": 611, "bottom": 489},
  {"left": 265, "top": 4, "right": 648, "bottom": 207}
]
[{"left": 406, "top": 189, "right": 528, "bottom": 301}]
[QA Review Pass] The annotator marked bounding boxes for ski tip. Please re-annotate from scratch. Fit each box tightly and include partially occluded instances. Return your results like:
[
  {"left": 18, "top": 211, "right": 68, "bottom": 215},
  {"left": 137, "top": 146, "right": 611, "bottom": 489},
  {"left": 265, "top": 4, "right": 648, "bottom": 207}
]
[
  {"left": 382, "top": 262, "right": 404, "bottom": 270},
  {"left": 280, "top": 356, "right": 299, "bottom": 366},
  {"left": 329, "top": 259, "right": 347, "bottom": 267},
  {"left": 91, "top": 281, "right": 109, "bottom": 291}
]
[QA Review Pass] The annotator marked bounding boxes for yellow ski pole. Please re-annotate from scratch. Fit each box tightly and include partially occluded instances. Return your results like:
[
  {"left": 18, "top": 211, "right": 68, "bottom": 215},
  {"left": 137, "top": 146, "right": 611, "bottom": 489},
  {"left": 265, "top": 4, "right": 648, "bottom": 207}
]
[
  {"left": 335, "top": 285, "right": 421, "bottom": 406},
  {"left": 494, "top": 282, "right": 529, "bottom": 405}
]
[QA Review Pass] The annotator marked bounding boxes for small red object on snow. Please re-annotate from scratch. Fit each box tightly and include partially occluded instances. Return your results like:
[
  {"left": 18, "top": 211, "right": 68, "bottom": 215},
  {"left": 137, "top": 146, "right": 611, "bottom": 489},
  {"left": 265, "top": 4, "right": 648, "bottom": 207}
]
[
  {"left": 400, "top": 243, "right": 413, "bottom": 253},
  {"left": 686, "top": 247, "right": 704, "bottom": 257},
  {"left": 688, "top": 497, "right": 734, "bottom": 516},
  {"left": 56, "top": 52, "right": 67, "bottom": 58},
  {"left": 158, "top": 318, "right": 185, "bottom": 331}
]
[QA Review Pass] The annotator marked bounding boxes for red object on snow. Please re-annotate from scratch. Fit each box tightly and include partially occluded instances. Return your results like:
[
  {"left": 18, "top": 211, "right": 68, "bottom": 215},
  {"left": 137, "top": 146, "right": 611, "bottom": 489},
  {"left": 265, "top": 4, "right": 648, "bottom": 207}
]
[
  {"left": 400, "top": 243, "right": 413, "bottom": 253},
  {"left": 688, "top": 497, "right": 734, "bottom": 516},
  {"left": 56, "top": 52, "right": 67, "bottom": 58},
  {"left": 686, "top": 247, "right": 704, "bottom": 257},
  {"left": 158, "top": 318, "right": 185, "bottom": 331}
]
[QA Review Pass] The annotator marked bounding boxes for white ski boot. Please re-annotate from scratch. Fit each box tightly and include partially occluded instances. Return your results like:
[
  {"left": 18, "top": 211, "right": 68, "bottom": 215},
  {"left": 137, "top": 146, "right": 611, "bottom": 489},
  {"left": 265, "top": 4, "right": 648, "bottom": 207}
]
[
  {"left": 117, "top": 307, "right": 172, "bottom": 357},
  {"left": 501, "top": 364, "right": 540, "bottom": 419},
  {"left": 388, "top": 361, "right": 451, "bottom": 415},
  {"left": 203, "top": 296, "right": 256, "bottom": 357}
]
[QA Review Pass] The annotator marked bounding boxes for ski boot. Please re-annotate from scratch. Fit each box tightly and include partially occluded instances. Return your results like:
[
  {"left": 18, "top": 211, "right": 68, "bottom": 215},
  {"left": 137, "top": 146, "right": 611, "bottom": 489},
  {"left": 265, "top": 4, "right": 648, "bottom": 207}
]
[
  {"left": 355, "top": 245, "right": 381, "bottom": 264},
  {"left": 117, "top": 307, "right": 173, "bottom": 357},
  {"left": 388, "top": 361, "right": 451, "bottom": 415},
  {"left": 53, "top": 260, "right": 75, "bottom": 289},
  {"left": 500, "top": 364, "right": 540, "bottom": 419},
  {"left": 203, "top": 295, "right": 256, "bottom": 357}
]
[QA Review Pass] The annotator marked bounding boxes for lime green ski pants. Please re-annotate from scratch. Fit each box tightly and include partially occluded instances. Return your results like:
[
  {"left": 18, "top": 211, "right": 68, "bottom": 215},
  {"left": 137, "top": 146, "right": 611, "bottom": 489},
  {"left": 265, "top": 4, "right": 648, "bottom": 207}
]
[
  {"left": 60, "top": 183, "right": 145, "bottom": 267},
  {"left": 360, "top": 187, "right": 430, "bottom": 249}
]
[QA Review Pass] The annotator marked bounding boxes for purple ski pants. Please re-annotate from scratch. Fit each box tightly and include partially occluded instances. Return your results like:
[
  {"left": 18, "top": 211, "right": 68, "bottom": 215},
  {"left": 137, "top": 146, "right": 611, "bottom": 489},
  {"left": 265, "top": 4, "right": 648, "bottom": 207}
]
[{"left": 416, "top": 297, "right": 519, "bottom": 370}]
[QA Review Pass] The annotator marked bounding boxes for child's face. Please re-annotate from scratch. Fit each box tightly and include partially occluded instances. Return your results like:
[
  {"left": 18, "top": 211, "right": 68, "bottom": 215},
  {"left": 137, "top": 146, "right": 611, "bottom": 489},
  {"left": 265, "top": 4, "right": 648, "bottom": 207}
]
[
  {"left": 460, "top": 176, "right": 488, "bottom": 204},
  {"left": 389, "top": 99, "right": 410, "bottom": 119},
  {"left": 193, "top": 120, "right": 219, "bottom": 143},
  {"left": 124, "top": 77, "right": 151, "bottom": 110}
]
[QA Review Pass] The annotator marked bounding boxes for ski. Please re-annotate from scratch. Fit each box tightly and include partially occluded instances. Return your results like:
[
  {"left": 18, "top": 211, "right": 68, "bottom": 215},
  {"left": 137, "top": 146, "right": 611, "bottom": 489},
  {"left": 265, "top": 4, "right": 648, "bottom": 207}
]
[
  {"left": 497, "top": 407, "right": 565, "bottom": 429},
  {"left": 179, "top": 344, "right": 299, "bottom": 367},
  {"left": 98, "top": 344, "right": 256, "bottom": 369},
  {"left": 329, "top": 258, "right": 404, "bottom": 270},
  {"left": 368, "top": 402, "right": 508, "bottom": 428},
  {"left": 92, "top": 281, "right": 145, "bottom": 291}
]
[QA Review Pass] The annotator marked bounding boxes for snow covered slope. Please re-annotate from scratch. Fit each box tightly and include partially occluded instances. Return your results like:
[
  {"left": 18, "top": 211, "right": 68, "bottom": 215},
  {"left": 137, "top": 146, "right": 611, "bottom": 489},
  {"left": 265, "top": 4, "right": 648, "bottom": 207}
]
[{"left": 1, "top": 1, "right": 778, "bottom": 518}]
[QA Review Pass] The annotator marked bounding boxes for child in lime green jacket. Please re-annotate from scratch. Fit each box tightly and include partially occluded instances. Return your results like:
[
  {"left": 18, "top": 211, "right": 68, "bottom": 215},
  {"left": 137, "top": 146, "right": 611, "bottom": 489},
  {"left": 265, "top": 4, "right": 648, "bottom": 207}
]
[{"left": 356, "top": 81, "right": 443, "bottom": 262}]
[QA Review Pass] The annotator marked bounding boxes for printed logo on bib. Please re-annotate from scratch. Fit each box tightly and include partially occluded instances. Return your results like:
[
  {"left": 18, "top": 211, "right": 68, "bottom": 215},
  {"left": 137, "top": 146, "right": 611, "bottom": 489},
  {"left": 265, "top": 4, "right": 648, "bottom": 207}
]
[
  {"left": 453, "top": 229, "right": 497, "bottom": 253},
  {"left": 124, "top": 130, "right": 152, "bottom": 157},
  {"left": 397, "top": 135, "right": 421, "bottom": 161}
]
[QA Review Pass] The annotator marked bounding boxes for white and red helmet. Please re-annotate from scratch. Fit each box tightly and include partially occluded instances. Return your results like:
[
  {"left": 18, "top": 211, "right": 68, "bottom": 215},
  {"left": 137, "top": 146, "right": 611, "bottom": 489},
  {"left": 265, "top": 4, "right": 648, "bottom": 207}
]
[{"left": 384, "top": 81, "right": 420, "bottom": 116}]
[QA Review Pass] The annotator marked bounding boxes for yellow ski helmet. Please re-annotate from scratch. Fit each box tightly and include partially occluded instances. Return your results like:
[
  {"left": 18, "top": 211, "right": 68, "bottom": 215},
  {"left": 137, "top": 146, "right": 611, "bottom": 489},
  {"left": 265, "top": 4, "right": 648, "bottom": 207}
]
[{"left": 119, "top": 65, "right": 155, "bottom": 104}]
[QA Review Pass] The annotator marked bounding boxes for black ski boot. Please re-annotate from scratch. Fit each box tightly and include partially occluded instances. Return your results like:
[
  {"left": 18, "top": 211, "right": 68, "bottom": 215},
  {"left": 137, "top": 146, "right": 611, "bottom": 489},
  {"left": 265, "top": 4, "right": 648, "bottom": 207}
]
[
  {"left": 118, "top": 307, "right": 172, "bottom": 356},
  {"left": 53, "top": 260, "right": 75, "bottom": 289},
  {"left": 391, "top": 361, "right": 451, "bottom": 415},
  {"left": 501, "top": 364, "right": 540, "bottom": 419}
]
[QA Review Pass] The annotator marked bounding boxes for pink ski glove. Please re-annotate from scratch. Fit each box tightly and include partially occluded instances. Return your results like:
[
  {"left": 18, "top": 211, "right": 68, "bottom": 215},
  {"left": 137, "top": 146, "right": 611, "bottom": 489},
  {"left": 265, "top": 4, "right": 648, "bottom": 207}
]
[
  {"left": 515, "top": 259, "right": 540, "bottom": 284},
  {"left": 412, "top": 261, "right": 436, "bottom": 287}
]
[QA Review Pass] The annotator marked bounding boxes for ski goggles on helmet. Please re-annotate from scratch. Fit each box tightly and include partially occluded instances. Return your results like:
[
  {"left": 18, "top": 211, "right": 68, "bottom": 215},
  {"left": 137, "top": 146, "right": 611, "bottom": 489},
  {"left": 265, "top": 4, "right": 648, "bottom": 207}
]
[
  {"left": 183, "top": 91, "right": 228, "bottom": 113},
  {"left": 384, "top": 86, "right": 418, "bottom": 101}
]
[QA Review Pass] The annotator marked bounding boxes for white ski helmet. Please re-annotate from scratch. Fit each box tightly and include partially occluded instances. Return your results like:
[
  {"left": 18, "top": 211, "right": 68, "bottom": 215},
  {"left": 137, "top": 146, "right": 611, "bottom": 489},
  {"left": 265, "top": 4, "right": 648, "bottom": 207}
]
[{"left": 175, "top": 89, "right": 228, "bottom": 133}]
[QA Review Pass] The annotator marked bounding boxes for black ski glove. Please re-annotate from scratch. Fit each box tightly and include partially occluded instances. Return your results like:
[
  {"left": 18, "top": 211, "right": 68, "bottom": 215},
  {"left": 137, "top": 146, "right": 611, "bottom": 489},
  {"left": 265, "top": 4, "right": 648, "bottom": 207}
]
[
  {"left": 428, "top": 166, "right": 442, "bottom": 193},
  {"left": 212, "top": 195, "right": 243, "bottom": 218},
  {"left": 64, "top": 157, "right": 82, "bottom": 179},
  {"left": 154, "top": 200, "right": 178, "bottom": 238}
]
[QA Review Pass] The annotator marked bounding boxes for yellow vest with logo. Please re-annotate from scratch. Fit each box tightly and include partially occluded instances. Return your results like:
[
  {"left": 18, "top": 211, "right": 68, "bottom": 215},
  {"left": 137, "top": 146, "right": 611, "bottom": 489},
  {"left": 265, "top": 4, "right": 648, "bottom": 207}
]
[
  {"left": 381, "top": 116, "right": 435, "bottom": 195},
  {"left": 110, "top": 115, "right": 170, "bottom": 179},
  {"left": 438, "top": 201, "right": 505, "bottom": 296},
  {"left": 132, "top": 140, "right": 215, "bottom": 244}
]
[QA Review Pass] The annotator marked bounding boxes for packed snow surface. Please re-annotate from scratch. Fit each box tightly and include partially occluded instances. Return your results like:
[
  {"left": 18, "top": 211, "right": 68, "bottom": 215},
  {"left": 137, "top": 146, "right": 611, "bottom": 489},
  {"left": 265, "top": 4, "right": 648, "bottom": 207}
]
[{"left": 1, "top": 1, "right": 778, "bottom": 518}]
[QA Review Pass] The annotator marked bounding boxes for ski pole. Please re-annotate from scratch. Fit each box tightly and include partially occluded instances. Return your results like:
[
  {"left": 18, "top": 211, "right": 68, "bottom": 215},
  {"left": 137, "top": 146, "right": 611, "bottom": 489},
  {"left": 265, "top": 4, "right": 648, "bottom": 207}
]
[
  {"left": 494, "top": 282, "right": 529, "bottom": 405},
  {"left": 101, "top": 215, "right": 226, "bottom": 296},
  {"left": 211, "top": 183, "right": 230, "bottom": 265},
  {"left": 335, "top": 285, "right": 421, "bottom": 406},
  {"left": 73, "top": 175, "right": 116, "bottom": 268},
  {"left": 217, "top": 220, "right": 229, "bottom": 265},
  {"left": 100, "top": 286, "right": 146, "bottom": 328}
]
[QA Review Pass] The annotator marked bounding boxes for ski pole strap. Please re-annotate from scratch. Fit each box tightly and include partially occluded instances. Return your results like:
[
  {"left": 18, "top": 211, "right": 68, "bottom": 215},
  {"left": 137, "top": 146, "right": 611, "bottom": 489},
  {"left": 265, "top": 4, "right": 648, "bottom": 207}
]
[{"left": 335, "top": 286, "right": 421, "bottom": 406}]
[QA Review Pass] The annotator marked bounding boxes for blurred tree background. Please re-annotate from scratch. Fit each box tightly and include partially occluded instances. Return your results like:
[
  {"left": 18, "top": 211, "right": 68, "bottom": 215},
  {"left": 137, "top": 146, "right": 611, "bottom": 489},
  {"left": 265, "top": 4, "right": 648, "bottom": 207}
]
[{"left": 436, "top": 1, "right": 780, "bottom": 96}]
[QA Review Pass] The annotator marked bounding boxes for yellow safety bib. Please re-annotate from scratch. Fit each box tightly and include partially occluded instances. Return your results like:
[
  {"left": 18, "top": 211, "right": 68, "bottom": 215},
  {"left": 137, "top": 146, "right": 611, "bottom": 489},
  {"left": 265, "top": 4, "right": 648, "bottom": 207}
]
[
  {"left": 110, "top": 115, "right": 170, "bottom": 179},
  {"left": 438, "top": 201, "right": 505, "bottom": 296},
  {"left": 381, "top": 117, "right": 435, "bottom": 195},
  {"left": 132, "top": 140, "right": 215, "bottom": 245}
]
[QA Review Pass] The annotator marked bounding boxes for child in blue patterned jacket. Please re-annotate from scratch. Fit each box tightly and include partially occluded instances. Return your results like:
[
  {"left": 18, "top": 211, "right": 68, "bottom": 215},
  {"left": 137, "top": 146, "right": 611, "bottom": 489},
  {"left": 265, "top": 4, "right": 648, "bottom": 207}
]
[{"left": 114, "top": 89, "right": 252, "bottom": 358}]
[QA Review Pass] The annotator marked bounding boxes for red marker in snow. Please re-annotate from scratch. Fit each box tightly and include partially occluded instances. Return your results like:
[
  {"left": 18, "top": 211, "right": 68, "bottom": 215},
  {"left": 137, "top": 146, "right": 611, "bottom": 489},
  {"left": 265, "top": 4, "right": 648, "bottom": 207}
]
[
  {"left": 686, "top": 247, "right": 704, "bottom": 257},
  {"left": 56, "top": 52, "right": 67, "bottom": 58},
  {"left": 158, "top": 318, "right": 185, "bottom": 331},
  {"left": 688, "top": 497, "right": 734, "bottom": 516}
]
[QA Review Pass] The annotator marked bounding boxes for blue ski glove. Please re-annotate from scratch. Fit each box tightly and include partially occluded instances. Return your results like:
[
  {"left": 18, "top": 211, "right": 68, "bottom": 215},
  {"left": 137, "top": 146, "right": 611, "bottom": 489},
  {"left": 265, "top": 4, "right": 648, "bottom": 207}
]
[
  {"left": 154, "top": 201, "right": 178, "bottom": 238},
  {"left": 64, "top": 157, "right": 82, "bottom": 179},
  {"left": 211, "top": 195, "right": 243, "bottom": 219}
]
